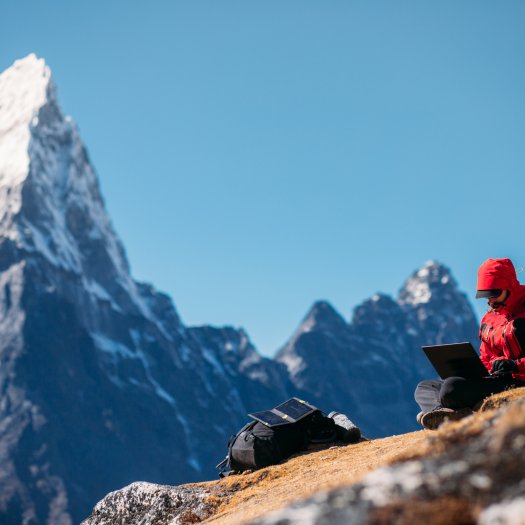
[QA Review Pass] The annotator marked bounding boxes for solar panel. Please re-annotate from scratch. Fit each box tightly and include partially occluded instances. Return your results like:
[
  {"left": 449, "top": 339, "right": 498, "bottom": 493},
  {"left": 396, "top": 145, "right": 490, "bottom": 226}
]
[
  {"left": 275, "top": 398, "right": 315, "bottom": 420},
  {"left": 249, "top": 410, "right": 290, "bottom": 427},
  {"left": 249, "top": 398, "right": 318, "bottom": 427}
]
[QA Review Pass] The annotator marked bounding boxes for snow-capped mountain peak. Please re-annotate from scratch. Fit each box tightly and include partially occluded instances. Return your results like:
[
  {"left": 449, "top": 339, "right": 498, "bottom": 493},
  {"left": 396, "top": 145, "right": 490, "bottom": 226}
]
[
  {"left": 0, "top": 55, "right": 139, "bottom": 306},
  {"left": 397, "top": 260, "right": 457, "bottom": 306},
  {"left": 0, "top": 54, "right": 52, "bottom": 151},
  {"left": 0, "top": 55, "right": 53, "bottom": 220},
  {"left": 396, "top": 260, "right": 478, "bottom": 351}
]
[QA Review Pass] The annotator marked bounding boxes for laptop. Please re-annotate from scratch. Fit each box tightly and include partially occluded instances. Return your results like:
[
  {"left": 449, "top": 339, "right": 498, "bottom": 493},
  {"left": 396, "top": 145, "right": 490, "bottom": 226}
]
[
  {"left": 422, "top": 342, "right": 489, "bottom": 379},
  {"left": 248, "top": 398, "right": 319, "bottom": 428}
]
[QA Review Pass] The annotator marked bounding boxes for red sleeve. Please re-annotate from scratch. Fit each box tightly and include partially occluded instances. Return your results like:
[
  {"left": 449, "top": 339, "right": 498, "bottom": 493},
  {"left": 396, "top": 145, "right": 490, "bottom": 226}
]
[
  {"left": 479, "top": 339, "right": 504, "bottom": 373},
  {"left": 507, "top": 320, "right": 525, "bottom": 374}
]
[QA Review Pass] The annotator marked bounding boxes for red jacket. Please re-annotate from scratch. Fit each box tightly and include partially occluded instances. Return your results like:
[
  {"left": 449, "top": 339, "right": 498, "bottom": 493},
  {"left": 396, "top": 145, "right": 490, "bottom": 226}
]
[{"left": 478, "top": 259, "right": 525, "bottom": 381}]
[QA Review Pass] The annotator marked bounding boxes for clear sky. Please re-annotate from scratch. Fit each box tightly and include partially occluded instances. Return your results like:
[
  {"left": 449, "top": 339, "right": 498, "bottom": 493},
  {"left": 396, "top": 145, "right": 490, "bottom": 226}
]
[{"left": 1, "top": 1, "right": 524, "bottom": 356}]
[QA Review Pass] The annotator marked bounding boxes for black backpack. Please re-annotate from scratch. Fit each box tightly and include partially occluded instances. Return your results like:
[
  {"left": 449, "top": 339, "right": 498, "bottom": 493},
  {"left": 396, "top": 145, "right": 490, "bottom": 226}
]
[{"left": 216, "top": 410, "right": 337, "bottom": 477}]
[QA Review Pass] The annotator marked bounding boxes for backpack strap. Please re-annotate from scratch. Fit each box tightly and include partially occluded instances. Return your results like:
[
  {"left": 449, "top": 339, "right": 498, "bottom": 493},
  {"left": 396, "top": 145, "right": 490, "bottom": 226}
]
[
  {"left": 216, "top": 420, "right": 257, "bottom": 478},
  {"left": 216, "top": 456, "right": 230, "bottom": 478}
]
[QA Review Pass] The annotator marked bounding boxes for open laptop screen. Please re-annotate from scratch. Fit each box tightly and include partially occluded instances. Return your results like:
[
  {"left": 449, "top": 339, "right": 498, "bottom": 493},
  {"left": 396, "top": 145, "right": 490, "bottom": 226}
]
[{"left": 422, "top": 342, "right": 488, "bottom": 379}]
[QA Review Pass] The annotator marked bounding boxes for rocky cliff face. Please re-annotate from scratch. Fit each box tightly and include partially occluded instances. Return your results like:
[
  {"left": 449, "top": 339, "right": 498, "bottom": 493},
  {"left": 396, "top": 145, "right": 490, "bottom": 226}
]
[
  {"left": 276, "top": 261, "right": 479, "bottom": 436},
  {"left": 0, "top": 55, "right": 481, "bottom": 525},
  {"left": 0, "top": 55, "right": 290, "bottom": 525}
]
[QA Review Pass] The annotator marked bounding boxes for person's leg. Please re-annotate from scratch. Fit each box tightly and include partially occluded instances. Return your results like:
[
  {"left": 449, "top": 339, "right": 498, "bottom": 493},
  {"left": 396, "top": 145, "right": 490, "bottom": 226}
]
[
  {"left": 414, "top": 379, "right": 444, "bottom": 413},
  {"left": 439, "top": 376, "right": 514, "bottom": 409}
]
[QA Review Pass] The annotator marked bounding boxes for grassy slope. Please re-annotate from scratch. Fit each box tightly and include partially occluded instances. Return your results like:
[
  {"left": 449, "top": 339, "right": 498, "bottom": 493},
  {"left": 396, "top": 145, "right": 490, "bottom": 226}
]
[{"left": 180, "top": 388, "right": 525, "bottom": 525}]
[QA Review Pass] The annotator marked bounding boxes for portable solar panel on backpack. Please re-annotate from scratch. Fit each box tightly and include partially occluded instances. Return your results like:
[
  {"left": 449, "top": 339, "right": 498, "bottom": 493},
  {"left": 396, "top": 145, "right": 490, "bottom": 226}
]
[{"left": 216, "top": 398, "right": 338, "bottom": 477}]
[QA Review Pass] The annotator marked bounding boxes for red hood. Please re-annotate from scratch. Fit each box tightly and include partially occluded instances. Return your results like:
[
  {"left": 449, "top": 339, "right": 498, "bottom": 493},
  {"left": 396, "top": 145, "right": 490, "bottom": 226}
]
[{"left": 477, "top": 258, "right": 525, "bottom": 315}]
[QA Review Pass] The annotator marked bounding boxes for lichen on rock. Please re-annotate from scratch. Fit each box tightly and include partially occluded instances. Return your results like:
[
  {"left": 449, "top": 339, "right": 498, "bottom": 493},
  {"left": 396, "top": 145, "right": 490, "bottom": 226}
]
[{"left": 81, "top": 482, "right": 219, "bottom": 525}]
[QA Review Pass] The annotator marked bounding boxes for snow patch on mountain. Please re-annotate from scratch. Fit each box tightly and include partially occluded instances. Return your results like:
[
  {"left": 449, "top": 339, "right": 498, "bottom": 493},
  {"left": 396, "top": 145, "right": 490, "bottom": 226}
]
[
  {"left": 397, "top": 260, "right": 440, "bottom": 305},
  {"left": 0, "top": 55, "right": 50, "bottom": 190}
]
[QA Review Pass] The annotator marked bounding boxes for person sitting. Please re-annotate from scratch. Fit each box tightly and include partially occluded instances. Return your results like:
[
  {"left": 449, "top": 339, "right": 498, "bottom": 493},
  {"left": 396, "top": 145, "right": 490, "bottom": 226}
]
[{"left": 415, "top": 258, "right": 525, "bottom": 430}]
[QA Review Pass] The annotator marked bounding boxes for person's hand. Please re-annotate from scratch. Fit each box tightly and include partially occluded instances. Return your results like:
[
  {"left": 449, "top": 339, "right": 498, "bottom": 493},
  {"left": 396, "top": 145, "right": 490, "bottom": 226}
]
[{"left": 490, "top": 359, "right": 518, "bottom": 376}]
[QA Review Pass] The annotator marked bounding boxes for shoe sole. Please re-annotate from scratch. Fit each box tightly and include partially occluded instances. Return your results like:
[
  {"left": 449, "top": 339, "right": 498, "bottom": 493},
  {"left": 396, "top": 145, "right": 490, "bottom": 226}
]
[{"left": 421, "top": 408, "right": 473, "bottom": 430}]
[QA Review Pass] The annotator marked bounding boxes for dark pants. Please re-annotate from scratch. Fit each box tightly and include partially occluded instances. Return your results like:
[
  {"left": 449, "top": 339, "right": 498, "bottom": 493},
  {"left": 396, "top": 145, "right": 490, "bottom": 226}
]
[{"left": 414, "top": 376, "right": 525, "bottom": 413}]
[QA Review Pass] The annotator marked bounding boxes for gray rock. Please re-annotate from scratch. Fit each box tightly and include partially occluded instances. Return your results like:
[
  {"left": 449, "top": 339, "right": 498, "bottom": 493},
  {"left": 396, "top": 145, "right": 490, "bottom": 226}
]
[
  {"left": 478, "top": 497, "right": 525, "bottom": 525},
  {"left": 81, "top": 482, "right": 215, "bottom": 525}
]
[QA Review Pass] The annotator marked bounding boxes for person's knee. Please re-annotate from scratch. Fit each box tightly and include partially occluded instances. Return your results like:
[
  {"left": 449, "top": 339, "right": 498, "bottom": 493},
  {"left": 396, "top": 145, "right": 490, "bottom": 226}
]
[
  {"left": 414, "top": 380, "right": 433, "bottom": 400},
  {"left": 439, "top": 377, "right": 466, "bottom": 408},
  {"left": 415, "top": 380, "right": 428, "bottom": 392},
  {"left": 414, "top": 379, "right": 443, "bottom": 410},
  {"left": 415, "top": 379, "right": 440, "bottom": 392}
]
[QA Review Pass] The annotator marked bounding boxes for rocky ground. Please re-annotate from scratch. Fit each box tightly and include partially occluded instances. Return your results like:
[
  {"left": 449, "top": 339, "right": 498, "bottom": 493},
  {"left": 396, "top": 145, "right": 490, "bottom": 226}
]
[{"left": 82, "top": 388, "right": 525, "bottom": 525}]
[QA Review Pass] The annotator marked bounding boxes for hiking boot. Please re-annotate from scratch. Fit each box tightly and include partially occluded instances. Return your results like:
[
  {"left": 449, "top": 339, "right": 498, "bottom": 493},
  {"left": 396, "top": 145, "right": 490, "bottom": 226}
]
[
  {"left": 418, "top": 407, "right": 473, "bottom": 430},
  {"left": 328, "top": 411, "right": 361, "bottom": 443}
]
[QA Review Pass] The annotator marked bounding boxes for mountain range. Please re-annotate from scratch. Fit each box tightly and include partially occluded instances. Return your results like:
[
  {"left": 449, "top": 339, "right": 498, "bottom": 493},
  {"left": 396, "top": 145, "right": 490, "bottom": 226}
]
[{"left": 0, "top": 55, "right": 479, "bottom": 525}]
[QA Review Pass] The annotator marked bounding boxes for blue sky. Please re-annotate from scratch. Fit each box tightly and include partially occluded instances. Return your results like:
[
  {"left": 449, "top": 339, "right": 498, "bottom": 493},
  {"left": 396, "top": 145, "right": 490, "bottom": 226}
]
[{"left": 2, "top": 1, "right": 524, "bottom": 355}]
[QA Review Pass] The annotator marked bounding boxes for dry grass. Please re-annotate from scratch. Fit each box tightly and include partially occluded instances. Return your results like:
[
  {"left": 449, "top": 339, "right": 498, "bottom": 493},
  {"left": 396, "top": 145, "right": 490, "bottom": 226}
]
[
  {"left": 479, "top": 386, "right": 525, "bottom": 411},
  {"left": 368, "top": 497, "right": 479, "bottom": 525},
  {"left": 180, "top": 388, "right": 525, "bottom": 525},
  {"left": 200, "top": 432, "right": 428, "bottom": 525}
]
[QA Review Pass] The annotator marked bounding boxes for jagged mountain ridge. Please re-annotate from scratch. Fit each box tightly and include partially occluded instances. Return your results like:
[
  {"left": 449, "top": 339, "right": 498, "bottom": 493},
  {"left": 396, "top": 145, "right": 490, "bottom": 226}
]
[
  {"left": 0, "top": 55, "right": 479, "bottom": 525},
  {"left": 276, "top": 261, "right": 479, "bottom": 435}
]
